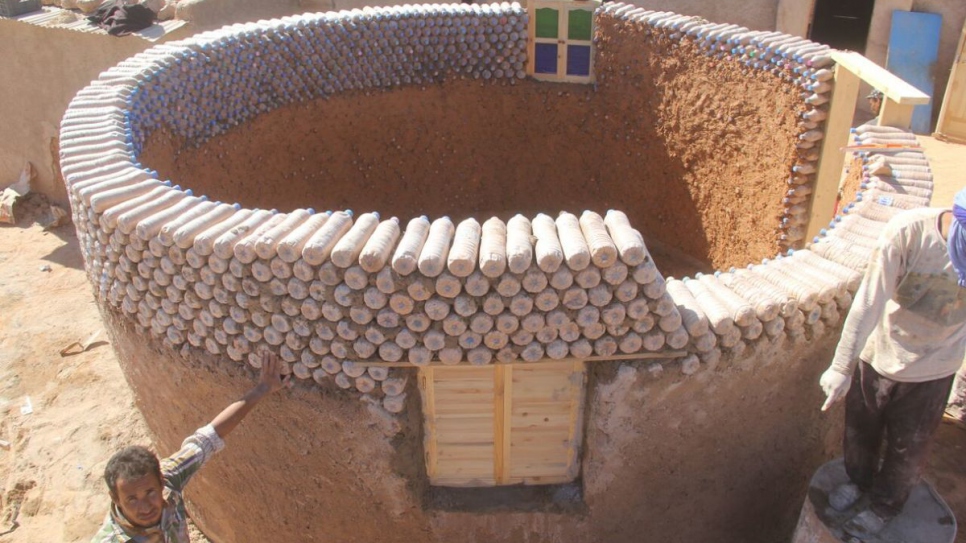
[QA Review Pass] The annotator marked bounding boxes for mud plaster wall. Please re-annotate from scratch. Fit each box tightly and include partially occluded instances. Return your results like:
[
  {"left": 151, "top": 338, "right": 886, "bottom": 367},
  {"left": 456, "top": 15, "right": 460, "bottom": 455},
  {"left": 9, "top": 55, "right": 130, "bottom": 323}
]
[
  {"left": 104, "top": 305, "right": 843, "bottom": 543},
  {"left": 0, "top": 20, "right": 191, "bottom": 207},
  {"left": 141, "top": 19, "right": 802, "bottom": 273}
]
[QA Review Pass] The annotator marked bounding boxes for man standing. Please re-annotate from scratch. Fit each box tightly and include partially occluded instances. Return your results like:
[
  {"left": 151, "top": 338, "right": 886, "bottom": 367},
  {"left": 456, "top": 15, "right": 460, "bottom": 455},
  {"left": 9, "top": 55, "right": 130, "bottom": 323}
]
[
  {"left": 819, "top": 189, "right": 966, "bottom": 538},
  {"left": 92, "top": 351, "right": 290, "bottom": 542}
]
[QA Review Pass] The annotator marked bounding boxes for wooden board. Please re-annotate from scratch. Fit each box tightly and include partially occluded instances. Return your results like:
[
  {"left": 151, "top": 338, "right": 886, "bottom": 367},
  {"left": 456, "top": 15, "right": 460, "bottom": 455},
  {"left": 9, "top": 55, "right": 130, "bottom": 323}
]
[
  {"left": 423, "top": 366, "right": 497, "bottom": 486},
  {"left": 807, "top": 63, "right": 861, "bottom": 242},
  {"left": 507, "top": 361, "right": 585, "bottom": 484},
  {"left": 936, "top": 18, "right": 966, "bottom": 142},
  {"left": 418, "top": 361, "right": 586, "bottom": 487},
  {"left": 830, "top": 50, "right": 931, "bottom": 106}
]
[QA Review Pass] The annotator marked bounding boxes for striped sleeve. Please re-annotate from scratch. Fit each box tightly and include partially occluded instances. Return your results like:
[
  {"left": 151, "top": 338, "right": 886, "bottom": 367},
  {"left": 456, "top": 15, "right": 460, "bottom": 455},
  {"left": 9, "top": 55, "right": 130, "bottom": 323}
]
[{"left": 160, "top": 424, "right": 226, "bottom": 491}]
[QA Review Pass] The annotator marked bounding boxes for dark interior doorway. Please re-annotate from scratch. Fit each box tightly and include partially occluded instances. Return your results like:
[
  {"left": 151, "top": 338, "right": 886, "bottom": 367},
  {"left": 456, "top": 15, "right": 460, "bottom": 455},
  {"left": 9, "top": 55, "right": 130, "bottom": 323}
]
[{"left": 809, "top": 0, "right": 876, "bottom": 53}]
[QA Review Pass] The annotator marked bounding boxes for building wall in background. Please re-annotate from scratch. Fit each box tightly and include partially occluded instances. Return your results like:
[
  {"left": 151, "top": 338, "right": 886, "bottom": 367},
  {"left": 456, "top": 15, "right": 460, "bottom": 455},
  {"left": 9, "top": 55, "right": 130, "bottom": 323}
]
[
  {"left": 914, "top": 0, "right": 966, "bottom": 127},
  {"left": 0, "top": 21, "right": 192, "bottom": 204},
  {"left": 778, "top": 0, "right": 965, "bottom": 123}
]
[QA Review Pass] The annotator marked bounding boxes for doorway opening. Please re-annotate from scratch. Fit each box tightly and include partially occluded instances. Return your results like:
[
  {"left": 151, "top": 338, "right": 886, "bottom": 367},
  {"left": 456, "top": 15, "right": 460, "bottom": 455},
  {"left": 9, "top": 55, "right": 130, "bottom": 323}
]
[{"left": 809, "top": 0, "right": 876, "bottom": 54}]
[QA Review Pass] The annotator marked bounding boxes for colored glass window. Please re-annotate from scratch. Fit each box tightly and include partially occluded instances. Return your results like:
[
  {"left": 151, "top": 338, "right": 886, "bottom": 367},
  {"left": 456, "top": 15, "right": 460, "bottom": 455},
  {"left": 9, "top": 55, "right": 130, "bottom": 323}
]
[
  {"left": 567, "top": 9, "right": 593, "bottom": 41},
  {"left": 535, "top": 8, "right": 559, "bottom": 39},
  {"left": 535, "top": 43, "right": 559, "bottom": 74},
  {"left": 566, "top": 44, "right": 591, "bottom": 77}
]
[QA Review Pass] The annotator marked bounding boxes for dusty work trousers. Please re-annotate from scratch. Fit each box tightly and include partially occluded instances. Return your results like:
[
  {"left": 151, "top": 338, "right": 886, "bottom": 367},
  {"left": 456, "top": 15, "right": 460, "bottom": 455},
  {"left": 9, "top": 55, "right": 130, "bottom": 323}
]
[{"left": 844, "top": 360, "right": 955, "bottom": 518}]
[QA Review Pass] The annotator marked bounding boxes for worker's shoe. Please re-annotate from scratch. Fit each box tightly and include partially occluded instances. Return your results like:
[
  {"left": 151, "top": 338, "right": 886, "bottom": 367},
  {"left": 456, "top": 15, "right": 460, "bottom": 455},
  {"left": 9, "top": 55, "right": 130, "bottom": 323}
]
[
  {"left": 829, "top": 483, "right": 863, "bottom": 511},
  {"left": 842, "top": 508, "right": 889, "bottom": 540}
]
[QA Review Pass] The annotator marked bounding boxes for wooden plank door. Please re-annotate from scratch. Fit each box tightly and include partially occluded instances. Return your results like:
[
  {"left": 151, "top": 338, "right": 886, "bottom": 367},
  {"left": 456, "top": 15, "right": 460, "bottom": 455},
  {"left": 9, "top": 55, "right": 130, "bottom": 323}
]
[
  {"left": 420, "top": 366, "right": 497, "bottom": 487},
  {"left": 506, "top": 361, "right": 586, "bottom": 485},
  {"left": 886, "top": 10, "right": 943, "bottom": 134},
  {"left": 936, "top": 19, "right": 966, "bottom": 143},
  {"left": 420, "top": 361, "right": 586, "bottom": 487}
]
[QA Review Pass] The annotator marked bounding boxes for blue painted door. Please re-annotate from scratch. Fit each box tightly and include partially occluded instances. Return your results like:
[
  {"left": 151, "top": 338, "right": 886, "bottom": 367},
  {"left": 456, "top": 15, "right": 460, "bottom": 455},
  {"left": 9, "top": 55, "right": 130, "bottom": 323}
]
[{"left": 887, "top": 10, "right": 942, "bottom": 134}]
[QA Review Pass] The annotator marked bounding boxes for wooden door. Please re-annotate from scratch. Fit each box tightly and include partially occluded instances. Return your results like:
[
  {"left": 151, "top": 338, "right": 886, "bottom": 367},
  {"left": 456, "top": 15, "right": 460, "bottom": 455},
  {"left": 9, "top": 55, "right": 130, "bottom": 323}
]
[
  {"left": 936, "top": 19, "right": 966, "bottom": 143},
  {"left": 886, "top": 10, "right": 943, "bottom": 134},
  {"left": 419, "top": 361, "right": 586, "bottom": 487}
]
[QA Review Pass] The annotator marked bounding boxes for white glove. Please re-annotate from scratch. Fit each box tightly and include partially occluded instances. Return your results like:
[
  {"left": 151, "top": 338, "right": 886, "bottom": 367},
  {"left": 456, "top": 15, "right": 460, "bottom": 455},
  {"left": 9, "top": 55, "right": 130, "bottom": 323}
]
[{"left": 820, "top": 368, "right": 851, "bottom": 411}]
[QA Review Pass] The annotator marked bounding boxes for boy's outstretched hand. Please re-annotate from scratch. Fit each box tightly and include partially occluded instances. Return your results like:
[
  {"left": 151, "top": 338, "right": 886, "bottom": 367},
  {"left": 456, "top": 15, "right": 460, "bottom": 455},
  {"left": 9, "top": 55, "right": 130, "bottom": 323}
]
[{"left": 257, "top": 350, "right": 292, "bottom": 395}]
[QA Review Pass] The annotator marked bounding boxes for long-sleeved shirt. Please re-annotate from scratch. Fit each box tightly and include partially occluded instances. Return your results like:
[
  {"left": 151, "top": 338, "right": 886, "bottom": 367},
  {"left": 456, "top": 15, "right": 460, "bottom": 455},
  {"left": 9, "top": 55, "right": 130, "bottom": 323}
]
[
  {"left": 92, "top": 425, "right": 225, "bottom": 543},
  {"left": 830, "top": 207, "right": 966, "bottom": 382}
]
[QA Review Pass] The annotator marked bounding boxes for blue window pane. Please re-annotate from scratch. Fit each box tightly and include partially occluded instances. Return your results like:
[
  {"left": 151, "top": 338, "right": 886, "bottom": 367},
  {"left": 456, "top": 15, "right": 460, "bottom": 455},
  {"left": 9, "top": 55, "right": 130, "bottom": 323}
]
[
  {"left": 535, "top": 43, "right": 558, "bottom": 74},
  {"left": 567, "top": 44, "right": 591, "bottom": 76}
]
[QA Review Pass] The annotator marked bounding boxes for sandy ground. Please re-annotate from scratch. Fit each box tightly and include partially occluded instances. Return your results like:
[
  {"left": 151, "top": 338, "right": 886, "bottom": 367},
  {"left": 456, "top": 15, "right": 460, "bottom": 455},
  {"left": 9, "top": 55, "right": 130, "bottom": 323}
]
[
  {"left": 920, "top": 135, "right": 963, "bottom": 206},
  {"left": 0, "top": 199, "right": 209, "bottom": 542}
]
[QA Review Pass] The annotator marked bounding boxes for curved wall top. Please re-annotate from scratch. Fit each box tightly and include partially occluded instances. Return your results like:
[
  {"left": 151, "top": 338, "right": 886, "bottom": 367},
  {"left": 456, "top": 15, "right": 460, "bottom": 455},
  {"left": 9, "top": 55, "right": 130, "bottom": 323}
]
[{"left": 59, "top": 2, "right": 935, "bottom": 414}]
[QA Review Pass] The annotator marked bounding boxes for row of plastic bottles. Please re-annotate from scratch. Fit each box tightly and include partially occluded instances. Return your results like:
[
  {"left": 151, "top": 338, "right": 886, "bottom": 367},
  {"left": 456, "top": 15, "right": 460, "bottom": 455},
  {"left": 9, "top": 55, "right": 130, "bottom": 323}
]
[{"left": 119, "top": 4, "right": 528, "bottom": 150}]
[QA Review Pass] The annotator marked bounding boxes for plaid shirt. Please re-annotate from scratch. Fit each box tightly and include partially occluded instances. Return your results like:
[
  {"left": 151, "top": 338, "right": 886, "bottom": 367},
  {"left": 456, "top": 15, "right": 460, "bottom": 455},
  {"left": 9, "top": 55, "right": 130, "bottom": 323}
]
[{"left": 92, "top": 425, "right": 225, "bottom": 543}]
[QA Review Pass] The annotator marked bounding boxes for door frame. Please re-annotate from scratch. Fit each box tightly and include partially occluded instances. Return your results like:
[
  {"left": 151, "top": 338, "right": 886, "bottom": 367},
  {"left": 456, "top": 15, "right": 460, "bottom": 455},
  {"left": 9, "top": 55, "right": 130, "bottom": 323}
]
[{"left": 527, "top": 0, "right": 600, "bottom": 83}]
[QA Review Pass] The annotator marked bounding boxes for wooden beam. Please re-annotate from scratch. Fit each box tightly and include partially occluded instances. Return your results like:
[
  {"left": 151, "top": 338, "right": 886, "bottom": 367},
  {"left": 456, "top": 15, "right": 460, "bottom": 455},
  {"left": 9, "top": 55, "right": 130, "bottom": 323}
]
[
  {"left": 493, "top": 365, "right": 512, "bottom": 484},
  {"left": 829, "top": 51, "right": 930, "bottom": 105},
  {"left": 806, "top": 64, "right": 861, "bottom": 242},
  {"left": 352, "top": 350, "right": 689, "bottom": 368},
  {"left": 878, "top": 97, "right": 916, "bottom": 129},
  {"left": 935, "top": 19, "right": 966, "bottom": 140},
  {"left": 525, "top": 1, "right": 536, "bottom": 77},
  {"left": 565, "top": 360, "right": 586, "bottom": 480},
  {"left": 419, "top": 367, "right": 439, "bottom": 482}
]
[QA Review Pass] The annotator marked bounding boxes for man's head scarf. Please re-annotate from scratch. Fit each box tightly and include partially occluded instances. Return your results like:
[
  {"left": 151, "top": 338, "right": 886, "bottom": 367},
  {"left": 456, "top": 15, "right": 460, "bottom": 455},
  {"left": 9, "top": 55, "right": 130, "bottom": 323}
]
[{"left": 948, "top": 188, "right": 966, "bottom": 287}]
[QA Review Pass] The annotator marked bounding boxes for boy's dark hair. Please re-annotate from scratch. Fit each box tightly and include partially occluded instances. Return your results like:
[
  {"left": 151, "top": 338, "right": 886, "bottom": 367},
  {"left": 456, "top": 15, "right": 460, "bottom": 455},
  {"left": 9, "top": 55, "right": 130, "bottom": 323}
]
[{"left": 104, "top": 446, "right": 162, "bottom": 497}]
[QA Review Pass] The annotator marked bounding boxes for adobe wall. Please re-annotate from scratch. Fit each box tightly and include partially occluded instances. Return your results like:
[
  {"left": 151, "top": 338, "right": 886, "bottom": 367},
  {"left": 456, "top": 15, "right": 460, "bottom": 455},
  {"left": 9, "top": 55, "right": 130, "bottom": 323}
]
[
  {"left": 102, "top": 305, "right": 841, "bottom": 543},
  {"left": 0, "top": 19, "right": 192, "bottom": 206}
]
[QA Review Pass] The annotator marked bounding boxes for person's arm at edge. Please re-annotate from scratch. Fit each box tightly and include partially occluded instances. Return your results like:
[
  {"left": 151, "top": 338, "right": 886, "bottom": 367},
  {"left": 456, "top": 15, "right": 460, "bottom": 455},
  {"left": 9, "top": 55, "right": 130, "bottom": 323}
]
[
  {"left": 210, "top": 350, "right": 291, "bottom": 440},
  {"left": 163, "top": 352, "right": 290, "bottom": 491}
]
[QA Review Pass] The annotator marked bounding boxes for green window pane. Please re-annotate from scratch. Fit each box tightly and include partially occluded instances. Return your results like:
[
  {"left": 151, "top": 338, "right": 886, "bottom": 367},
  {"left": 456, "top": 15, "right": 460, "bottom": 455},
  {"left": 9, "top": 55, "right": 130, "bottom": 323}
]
[
  {"left": 536, "top": 8, "right": 559, "bottom": 39},
  {"left": 567, "top": 9, "right": 592, "bottom": 41}
]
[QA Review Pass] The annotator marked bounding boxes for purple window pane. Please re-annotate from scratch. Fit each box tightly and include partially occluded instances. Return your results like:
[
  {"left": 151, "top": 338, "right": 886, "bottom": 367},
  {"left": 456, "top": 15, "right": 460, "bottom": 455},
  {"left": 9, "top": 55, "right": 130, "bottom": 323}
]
[
  {"left": 535, "top": 43, "right": 558, "bottom": 74},
  {"left": 566, "top": 44, "right": 591, "bottom": 77}
]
